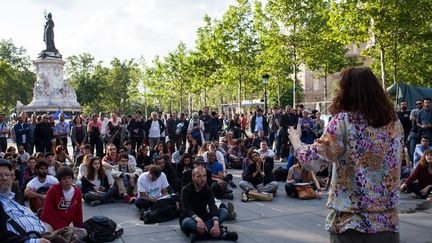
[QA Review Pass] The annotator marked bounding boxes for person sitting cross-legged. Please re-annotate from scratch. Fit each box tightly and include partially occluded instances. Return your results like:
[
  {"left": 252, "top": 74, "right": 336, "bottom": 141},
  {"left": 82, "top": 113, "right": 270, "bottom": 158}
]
[
  {"left": 112, "top": 153, "right": 143, "bottom": 204},
  {"left": 205, "top": 151, "right": 233, "bottom": 200},
  {"left": 180, "top": 166, "right": 238, "bottom": 242},
  {"left": 239, "top": 150, "right": 278, "bottom": 195},
  {"left": 41, "top": 166, "right": 84, "bottom": 232},
  {"left": 284, "top": 157, "right": 322, "bottom": 198},
  {"left": 80, "top": 157, "right": 117, "bottom": 206},
  {"left": 400, "top": 149, "right": 432, "bottom": 199},
  {"left": 24, "top": 160, "right": 59, "bottom": 214},
  {"left": 135, "top": 164, "right": 170, "bottom": 212}
]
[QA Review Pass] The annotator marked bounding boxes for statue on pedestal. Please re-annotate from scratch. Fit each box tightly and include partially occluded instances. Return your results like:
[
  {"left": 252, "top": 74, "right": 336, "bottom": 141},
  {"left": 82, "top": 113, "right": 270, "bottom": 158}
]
[{"left": 39, "top": 12, "right": 61, "bottom": 58}]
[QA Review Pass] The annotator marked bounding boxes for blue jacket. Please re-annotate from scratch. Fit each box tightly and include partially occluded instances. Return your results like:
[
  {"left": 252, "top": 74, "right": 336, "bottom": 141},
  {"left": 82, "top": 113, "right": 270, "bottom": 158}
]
[{"left": 13, "top": 122, "right": 30, "bottom": 144}]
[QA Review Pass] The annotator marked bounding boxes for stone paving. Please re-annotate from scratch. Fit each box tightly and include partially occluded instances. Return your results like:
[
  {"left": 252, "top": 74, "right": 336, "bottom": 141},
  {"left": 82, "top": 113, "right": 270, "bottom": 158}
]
[{"left": 81, "top": 168, "right": 432, "bottom": 243}]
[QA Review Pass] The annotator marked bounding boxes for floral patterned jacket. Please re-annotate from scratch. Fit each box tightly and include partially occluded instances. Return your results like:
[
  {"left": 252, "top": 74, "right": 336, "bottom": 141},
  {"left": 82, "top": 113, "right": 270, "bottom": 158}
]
[{"left": 296, "top": 112, "right": 403, "bottom": 233}]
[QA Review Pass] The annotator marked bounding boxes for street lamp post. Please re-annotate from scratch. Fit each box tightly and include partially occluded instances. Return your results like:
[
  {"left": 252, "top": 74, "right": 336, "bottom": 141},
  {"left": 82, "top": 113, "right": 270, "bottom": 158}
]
[{"left": 262, "top": 74, "right": 270, "bottom": 114}]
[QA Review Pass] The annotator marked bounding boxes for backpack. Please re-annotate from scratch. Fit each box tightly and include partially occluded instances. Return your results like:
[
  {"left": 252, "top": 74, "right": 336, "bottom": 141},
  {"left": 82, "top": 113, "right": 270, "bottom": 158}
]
[
  {"left": 141, "top": 198, "right": 179, "bottom": 224},
  {"left": 273, "top": 166, "right": 288, "bottom": 181},
  {"left": 83, "top": 215, "right": 123, "bottom": 242}
]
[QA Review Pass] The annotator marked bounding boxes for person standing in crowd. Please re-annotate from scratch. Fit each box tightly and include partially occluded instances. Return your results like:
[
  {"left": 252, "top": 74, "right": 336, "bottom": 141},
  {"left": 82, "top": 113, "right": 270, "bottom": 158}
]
[
  {"left": 145, "top": 112, "right": 166, "bottom": 151},
  {"left": 267, "top": 107, "right": 280, "bottom": 152},
  {"left": 313, "top": 111, "right": 325, "bottom": 139},
  {"left": 106, "top": 112, "right": 123, "bottom": 150},
  {"left": 417, "top": 97, "right": 432, "bottom": 139},
  {"left": 0, "top": 113, "right": 9, "bottom": 153},
  {"left": 166, "top": 112, "right": 181, "bottom": 150},
  {"left": 70, "top": 115, "right": 87, "bottom": 158},
  {"left": 250, "top": 108, "right": 268, "bottom": 137},
  {"left": 208, "top": 111, "right": 222, "bottom": 142},
  {"left": 99, "top": 112, "right": 110, "bottom": 150},
  {"left": 409, "top": 100, "right": 423, "bottom": 159},
  {"left": 34, "top": 115, "right": 53, "bottom": 154},
  {"left": 189, "top": 112, "right": 205, "bottom": 147},
  {"left": 87, "top": 113, "right": 103, "bottom": 158},
  {"left": 13, "top": 115, "right": 30, "bottom": 153},
  {"left": 201, "top": 106, "right": 211, "bottom": 141},
  {"left": 397, "top": 100, "right": 411, "bottom": 145},
  {"left": 289, "top": 67, "right": 403, "bottom": 243},
  {"left": 54, "top": 113, "right": 70, "bottom": 151},
  {"left": 298, "top": 110, "right": 315, "bottom": 144},
  {"left": 128, "top": 110, "right": 146, "bottom": 152},
  {"left": 178, "top": 112, "right": 189, "bottom": 146},
  {"left": 28, "top": 114, "right": 39, "bottom": 154},
  {"left": 278, "top": 105, "right": 298, "bottom": 161}
]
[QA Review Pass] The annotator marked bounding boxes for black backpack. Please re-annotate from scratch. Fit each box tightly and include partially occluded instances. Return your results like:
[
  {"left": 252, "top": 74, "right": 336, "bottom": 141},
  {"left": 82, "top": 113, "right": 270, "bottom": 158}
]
[
  {"left": 83, "top": 215, "right": 123, "bottom": 242},
  {"left": 141, "top": 198, "right": 179, "bottom": 224}
]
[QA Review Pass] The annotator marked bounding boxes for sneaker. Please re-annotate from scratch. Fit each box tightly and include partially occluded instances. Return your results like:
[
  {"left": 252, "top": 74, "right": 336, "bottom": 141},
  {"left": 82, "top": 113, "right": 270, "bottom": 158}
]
[
  {"left": 89, "top": 200, "right": 101, "bottom": 207},
  {"left": 124, "top": 194, "right": 132, "bottom": 203},
  {"left": 229, "top": 181, "right": 237, "bottom": 188},
  {"left": 220, "top": 226, "right": 238, "bottom": 241},
  {"left": 129, "top": 197, "right": 136, "bottom": 204},
  {"left": 227, "top": 202, "right": 236, "bottom": 220}
]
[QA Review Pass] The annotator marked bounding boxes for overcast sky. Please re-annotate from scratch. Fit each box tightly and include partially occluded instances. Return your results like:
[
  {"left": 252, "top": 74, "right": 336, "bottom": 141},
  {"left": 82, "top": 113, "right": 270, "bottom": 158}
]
[{"left": 2, "top": 0, "right": 235, "bottom": 64}]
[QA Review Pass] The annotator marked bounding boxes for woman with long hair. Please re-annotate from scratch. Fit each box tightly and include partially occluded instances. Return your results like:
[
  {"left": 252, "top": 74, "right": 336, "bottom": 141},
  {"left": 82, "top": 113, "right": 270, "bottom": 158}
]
[
  {"left": 70, "top": 115, "right": 87, "bottom": 157},
  {"left": 400, "top": 150, "right": 432, "bottom": 199},
  {"left": 284, "top": 157, "right": 322, "bottom": 198},
  {"left": 22, "top": 156, "right": 37, "bottom": 191},
  {"left": 80, "top": 157, "right": 116, "bottom": 206},
  {"left": 187, "top": 137, "right": 199, "bottom": 156},
  {"left": 54, "top": 145, "right": 73, "bottom": 166},
  {"left": 239, "top": 150, "right": 278, "bottom": 194},
  {"left": 289, "top": 67, "right": 403, "bottom": 242},
  {"left": 136, "top": 145, "right": 152, "bottom": 171}
]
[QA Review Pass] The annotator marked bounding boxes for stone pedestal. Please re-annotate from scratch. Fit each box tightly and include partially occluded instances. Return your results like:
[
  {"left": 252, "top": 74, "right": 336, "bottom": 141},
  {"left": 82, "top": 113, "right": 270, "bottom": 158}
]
[{"left": 17, "top": 55, "right": 82, "bottom": 113}]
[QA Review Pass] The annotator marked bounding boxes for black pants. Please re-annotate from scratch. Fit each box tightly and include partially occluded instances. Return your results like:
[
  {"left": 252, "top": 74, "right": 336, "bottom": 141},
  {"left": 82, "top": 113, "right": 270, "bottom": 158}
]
[
  {"left": 90, "top": 137, "right": 103, "bottom": 158},
  {"left": 0, "top": 138, "right": 7, "bottom": 152},
  {"left": 37, "top": 141, "right": 51, "bottom": 154},
  {"left": 330, "top": 229, "right": 399, "bottom": 243},
  {"left": 131, "top": 137, "right": 143, "bottom": 152},
  {"left": 408, "top": 181, "right": 432, "bottom": 199}
]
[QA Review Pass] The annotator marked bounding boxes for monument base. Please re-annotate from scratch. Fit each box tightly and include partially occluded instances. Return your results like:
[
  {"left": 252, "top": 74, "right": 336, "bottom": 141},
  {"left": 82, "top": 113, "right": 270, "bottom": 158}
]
[{"left": 16, "top": 56, "right": 82, "bottom": 114}]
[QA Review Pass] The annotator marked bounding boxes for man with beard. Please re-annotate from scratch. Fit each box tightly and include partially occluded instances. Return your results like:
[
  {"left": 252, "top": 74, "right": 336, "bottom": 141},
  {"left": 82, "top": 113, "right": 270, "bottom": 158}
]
[
  {"left": 24, "top": 160, "right": 59, "bottom": 213},
  {"left": 0, "top": 159, "right": 49, "bottom": 242},
  {"left": 397, "top": 100, "right": 411, "bottom": 145},
  {"left": 180, "top": 166, "right": 238, "bottom": 242}
]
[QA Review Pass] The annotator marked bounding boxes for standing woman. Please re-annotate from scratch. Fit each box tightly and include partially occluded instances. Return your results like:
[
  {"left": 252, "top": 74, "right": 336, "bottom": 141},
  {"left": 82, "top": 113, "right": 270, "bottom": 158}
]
[
  {"left": 70, "top": 115, "right": 87, "bottom": 158},
  {"left": 188, "top": 112, "right": 204, "bottom": 147},
  {"left": 289, "top": 67, "right": 403, "bottom": 243},
  {"left": 106, "top": 112, "right": 123, "bottom": 150}
]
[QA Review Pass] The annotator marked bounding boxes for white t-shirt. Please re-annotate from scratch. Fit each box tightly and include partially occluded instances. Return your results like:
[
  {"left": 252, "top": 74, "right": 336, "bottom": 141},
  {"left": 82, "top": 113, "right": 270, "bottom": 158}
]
[
  {"left": 137, "top": 172, "right": 169, "bottom": 199},
  {"left": 149, "top": 121, "right": 160, "bottom": 138},
  {"left": 62, "top": 186, "right": 75, "bottom": 208},
  {"left": 203, "top": 151, "right": 226, "bottom": 171},
  {"left": 27, "top": 175, "right": 59, "bottom": 191},
  {"left": 255, "top": 115, "right": 264, "bottom": 132},
  {"left": 88, "top": 175, "right": 101, "bottom": 188},
  {"left": 19, "top": 152, "right": 31, "bottom": 163},
  {"left": 77, "top": 164, "right": 87, "bottom": 180}
]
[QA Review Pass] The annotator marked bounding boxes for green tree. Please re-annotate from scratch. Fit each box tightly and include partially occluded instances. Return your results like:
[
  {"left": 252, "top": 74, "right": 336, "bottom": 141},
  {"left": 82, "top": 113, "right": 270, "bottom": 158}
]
[{"left": 0, "top": 39, "right": 34, "bottom": 114}]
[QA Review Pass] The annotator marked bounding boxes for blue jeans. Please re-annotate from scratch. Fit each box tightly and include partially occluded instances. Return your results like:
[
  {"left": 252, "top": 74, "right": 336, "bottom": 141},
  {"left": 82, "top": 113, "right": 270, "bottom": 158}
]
[
  {"left": 181, "top": 208, "right": 229, "bottom": 234},
  {"left": 408, "top": 132, "right": 418, "bottom": 161}
]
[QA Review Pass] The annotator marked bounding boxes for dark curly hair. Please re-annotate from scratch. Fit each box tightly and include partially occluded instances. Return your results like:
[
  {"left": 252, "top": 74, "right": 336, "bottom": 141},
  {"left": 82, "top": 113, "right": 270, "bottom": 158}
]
[{"left": 329, "top": 67, "right": 396, "bottom": 127}]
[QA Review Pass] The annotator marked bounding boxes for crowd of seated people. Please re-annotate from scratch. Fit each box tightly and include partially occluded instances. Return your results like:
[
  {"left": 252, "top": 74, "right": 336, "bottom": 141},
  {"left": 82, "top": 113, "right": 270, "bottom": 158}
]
[{"left": 2, "top": 101, "right": 432, "bottom": 242}]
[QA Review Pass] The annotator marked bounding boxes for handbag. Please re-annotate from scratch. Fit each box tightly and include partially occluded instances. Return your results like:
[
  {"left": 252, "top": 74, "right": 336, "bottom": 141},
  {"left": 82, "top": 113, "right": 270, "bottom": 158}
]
[{"left": 294, "top": 184, "right": 317, "bottom": 200}]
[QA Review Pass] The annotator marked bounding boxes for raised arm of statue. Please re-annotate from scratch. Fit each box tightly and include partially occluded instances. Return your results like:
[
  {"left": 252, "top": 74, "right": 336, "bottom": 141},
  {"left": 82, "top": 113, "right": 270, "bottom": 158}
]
[{"left": 43, "top": 13, "right": 57, "bottom": 52}]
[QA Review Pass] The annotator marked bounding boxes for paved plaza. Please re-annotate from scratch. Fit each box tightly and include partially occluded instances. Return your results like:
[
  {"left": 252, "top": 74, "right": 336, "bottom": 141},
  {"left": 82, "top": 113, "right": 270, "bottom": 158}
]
[{"left": 81, "top": 168, "right": 432, "bottom": 243}]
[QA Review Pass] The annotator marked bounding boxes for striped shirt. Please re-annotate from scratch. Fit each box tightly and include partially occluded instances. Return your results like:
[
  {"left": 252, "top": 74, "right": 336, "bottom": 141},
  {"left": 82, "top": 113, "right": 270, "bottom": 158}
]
[{"left": 0, "top": 192, "right": 45, "bottom": 243}]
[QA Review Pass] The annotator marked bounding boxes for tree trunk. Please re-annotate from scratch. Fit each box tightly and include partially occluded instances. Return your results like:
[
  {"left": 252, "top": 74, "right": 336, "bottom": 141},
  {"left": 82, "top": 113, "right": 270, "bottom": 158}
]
[
  {"left": 180, "top": 80, "right": 183, "bottom": 113},
  {"left": 380, "top": 47, "right": 387, "bottom": 89},
  {"left": 277, "top": 77, "right": 281, "bottom": 106},
  {"left": 188, "top": 93, "right": 192, "bottom": 115},
  {"left": 324, "top": 69, "right": 328, "bottom": 100},
  {"left": 238, "top": 75, "right": 242, "bottom": 111}
]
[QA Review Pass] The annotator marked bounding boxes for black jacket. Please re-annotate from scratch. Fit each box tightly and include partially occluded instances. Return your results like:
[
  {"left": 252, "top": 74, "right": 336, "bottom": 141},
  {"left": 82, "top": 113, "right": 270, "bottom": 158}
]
[
  {"left": 144, "top": 119, "right": 165, "bottom": 138},
  {"left": 179, "top": 182, "right": 218, "bottom": 224}
]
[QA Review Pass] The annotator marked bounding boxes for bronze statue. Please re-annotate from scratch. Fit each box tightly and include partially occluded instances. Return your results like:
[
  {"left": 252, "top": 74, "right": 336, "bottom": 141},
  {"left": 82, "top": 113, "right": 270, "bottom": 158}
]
[{"left": 43, "top": 13, "right": 58, "bottom": 52}]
